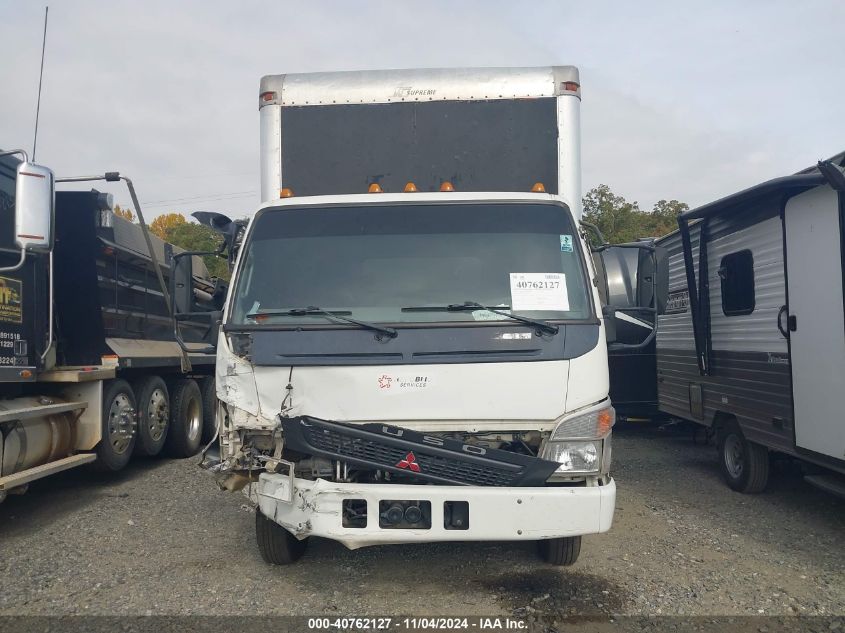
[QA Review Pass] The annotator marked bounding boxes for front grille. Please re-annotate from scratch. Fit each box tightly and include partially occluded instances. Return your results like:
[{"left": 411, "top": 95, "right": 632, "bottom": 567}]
[
  {"left": 304, "top": 426, "right": 520, "bottom": 486},
  {"left": 282, "top": 416, "right": 561, "bottom": 487}
]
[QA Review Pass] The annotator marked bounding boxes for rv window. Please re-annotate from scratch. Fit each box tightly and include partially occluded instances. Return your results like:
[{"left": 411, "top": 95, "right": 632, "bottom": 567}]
[{"left": 720, "top": 250, "right": 755, "bottom": 316}]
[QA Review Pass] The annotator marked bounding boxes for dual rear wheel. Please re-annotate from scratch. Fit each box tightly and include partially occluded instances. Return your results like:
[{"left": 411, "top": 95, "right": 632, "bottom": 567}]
[{"left": 95, "top": 376, "right": 215, "bottom": 471}]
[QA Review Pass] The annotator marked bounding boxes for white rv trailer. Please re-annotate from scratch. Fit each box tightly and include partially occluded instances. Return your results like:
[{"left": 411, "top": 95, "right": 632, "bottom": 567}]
[
  {"left": 656, "top": 152, "right": 845, "bottom": 493},
  {"left": 192, "top": 67, "right": 633, "bottom": 566}
]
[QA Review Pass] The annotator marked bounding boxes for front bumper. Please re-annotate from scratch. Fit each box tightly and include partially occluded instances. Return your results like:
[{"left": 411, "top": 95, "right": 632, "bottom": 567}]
[{"left": 251, "top": 473, "right": 616, "bottom": 550}]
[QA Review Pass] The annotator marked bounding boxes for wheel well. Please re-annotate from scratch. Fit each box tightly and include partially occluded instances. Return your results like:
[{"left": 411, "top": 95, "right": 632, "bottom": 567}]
[{"left": 711, "top": 411, "right": 739, "bottom": 441}]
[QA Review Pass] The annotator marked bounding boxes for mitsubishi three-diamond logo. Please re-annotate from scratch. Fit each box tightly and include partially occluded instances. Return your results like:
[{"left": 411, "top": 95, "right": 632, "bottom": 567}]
[{"left": 396, "top": 451, "right": 420, "bottom": 472}]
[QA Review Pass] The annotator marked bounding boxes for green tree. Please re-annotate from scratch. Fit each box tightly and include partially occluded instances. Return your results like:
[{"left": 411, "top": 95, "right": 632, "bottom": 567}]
[
  {"left": 164, "top": 220, "right": 230, "bottom": 281},
  {"left": 582, "top": 184, "right": 642, "bottom": 245},
  {"left": 582, "top": 185, "right": 687, "bottom": 246},
  {"left": 648, "top": 199, "right": 688, "bottom": 236}
]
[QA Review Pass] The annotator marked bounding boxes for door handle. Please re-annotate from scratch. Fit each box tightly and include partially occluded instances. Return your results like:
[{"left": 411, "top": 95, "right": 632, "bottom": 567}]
[
  {"left": 788, "top": 315, "right": 797, "bottom": 332},
  {"left": 777, "top": 305, "right": 789, "bottom": 338}
]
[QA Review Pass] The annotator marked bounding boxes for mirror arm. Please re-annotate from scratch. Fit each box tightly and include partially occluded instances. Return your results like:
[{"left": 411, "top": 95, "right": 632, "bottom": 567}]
[
  {"left": 605, "top": 306, "right": 659, "bottom": 351},
  {"left": 0, "top": 149, "right": 29, "bottom": 162},
  {"left": 0, "top": 249, "right": 27, "bottom": 273},
  {"left": 173, "top": 313, "right": 217, "bottom": 355}
]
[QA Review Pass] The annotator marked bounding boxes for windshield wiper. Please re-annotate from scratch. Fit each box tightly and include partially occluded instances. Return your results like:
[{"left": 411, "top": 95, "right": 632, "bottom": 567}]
[
  {"left": 402, "top": 301, "right": 559, "bottom": 335},
  {"left": 247, "top": 306, "right": 398, "bottom": 339}
]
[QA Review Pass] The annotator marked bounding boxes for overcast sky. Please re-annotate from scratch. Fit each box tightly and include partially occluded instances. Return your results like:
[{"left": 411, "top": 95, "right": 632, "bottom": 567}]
[{"left": 2, "top": 0, "right": 843, "bottom": 220}]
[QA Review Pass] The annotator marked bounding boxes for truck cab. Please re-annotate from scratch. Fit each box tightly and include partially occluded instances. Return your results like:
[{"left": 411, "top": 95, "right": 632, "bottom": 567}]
[{"left": 205, "top": 67, "right": 617, "bottom": 565}]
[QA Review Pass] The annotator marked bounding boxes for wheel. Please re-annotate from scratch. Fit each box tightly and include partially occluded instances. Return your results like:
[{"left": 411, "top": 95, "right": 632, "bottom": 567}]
[
  {"left": 199, "top": 376, "right": 217, "bottom": 445},
  {"left": 94, "top": 379, "right": 137, "bottom": 471},
  {"left": 164, "top": 379, "right": 203, "bottom": 457},
  {"left": 538, "top": 535, "right": 581, "bottom": 566},
  {"left": 718, "top": 423, "right": 769, "bottom": 493},
  {"left": 132, "top": 376, "right": 170, "bottom": 456},
  {"left": 255, "top": 510, "right": 309, "bottom": 565}
]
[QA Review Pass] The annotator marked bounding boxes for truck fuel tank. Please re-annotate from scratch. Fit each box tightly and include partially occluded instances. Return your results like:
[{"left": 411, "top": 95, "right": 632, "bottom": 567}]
[{"left": 0, "top": 397, "right": 77, "bottom": 476}]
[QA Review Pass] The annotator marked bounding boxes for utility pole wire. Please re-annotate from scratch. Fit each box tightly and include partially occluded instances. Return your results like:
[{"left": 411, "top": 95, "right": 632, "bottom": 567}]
[{"left": 32, "top": 6, "right": 49, "bottom": 161}]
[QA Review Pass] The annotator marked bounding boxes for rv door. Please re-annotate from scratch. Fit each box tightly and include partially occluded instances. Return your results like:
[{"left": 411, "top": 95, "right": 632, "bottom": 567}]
[{"left": 784, "top": 186, "right": 845, "bottom": 462}]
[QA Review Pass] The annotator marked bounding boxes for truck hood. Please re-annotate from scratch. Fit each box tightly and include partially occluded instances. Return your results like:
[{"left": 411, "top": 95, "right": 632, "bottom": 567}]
[{"left": 219, "top": 359, "right": 571, "bottom": 432}]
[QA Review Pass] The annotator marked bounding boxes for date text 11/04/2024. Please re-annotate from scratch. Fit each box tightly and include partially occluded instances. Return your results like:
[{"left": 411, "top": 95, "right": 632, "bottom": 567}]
[{"left": 307, "top": 617, "right": 528, "bottom": 630}]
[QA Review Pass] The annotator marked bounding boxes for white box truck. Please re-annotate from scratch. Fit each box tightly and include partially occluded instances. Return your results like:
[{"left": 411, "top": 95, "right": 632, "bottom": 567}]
[{"left": 195, "top": 67, "right": 625, "bottom": 566}]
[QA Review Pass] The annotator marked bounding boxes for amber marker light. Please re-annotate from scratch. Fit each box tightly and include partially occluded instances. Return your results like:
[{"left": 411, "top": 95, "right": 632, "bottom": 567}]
[
  {"left": 368, "top": 183, "right": 384, "bottom": 193},
  {"left": 280, "top": 188, "right": 294, "bottom": 198},
  {"left": 439, "top": 181, "right": 455, "bottom": 192},
  {"left": 403, "top": 182, "right": 418, "bottom": 192},
  {"left": 596, "top": 407, "right": 615, "bottom": 438},
  {"left": 531, "top": 182, "right": 546, "bottom": 193}
]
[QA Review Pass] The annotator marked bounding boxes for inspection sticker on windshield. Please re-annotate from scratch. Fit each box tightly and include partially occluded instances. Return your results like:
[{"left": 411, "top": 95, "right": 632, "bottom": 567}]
[{"left": 509, "top": 273, "right": 569, "bottom": 311}]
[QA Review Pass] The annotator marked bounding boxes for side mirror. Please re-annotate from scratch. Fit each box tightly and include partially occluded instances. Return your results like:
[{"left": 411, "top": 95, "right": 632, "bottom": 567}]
[
  {"left": 15, "top": 162, "right": 55, "bottom": 252},
  {"left": 192, "top": 211, "right": 241, "bottom": 267},
  {"left": 171, "top": 252, "right": 195, "bottom": 315}
]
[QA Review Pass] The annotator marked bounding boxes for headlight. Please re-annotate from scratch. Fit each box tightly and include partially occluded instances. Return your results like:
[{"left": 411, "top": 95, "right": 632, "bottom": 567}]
[
  {"left": 540, "top": 404, "right": 615, "bottom": 476},
  {"left": 541, "top": 440, "right": 601, "bottom": 473}
]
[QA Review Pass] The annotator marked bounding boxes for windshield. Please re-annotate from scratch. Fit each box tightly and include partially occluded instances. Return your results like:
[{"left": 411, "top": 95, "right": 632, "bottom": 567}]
[{"left": 229, "top": 202, "right": 593, "bottom": 326}]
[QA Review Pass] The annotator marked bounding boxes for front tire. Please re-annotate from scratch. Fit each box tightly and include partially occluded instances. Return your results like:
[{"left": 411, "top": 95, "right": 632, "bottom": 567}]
[
  {"left": 538, "top": 535, "right": 581, "bottom": 566},
  {"left": 164, "top": 379, "right": 203, "bottom": 457},
  {"left": 95, "top": 379, "right": 137, "bottom": 471},
  {"left": 718, "top": 423, "right": 769, "bottom": 493},
  {"left": 255, "top": 510, "right": 309, "bottom": 565},
  {"left": 132, "top": 376, "right": 169, "bottom": 457}
]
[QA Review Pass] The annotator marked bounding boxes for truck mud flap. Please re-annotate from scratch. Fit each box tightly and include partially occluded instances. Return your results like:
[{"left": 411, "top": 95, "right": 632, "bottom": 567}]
[{"left": 281, "top": 416, "right": 560, "bottom": 487}]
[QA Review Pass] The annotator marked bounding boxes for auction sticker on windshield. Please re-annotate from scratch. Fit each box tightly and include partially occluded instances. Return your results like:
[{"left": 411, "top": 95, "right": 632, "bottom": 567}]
[{"left": 509, "top": 273, "right": 569, "bottom": 311}]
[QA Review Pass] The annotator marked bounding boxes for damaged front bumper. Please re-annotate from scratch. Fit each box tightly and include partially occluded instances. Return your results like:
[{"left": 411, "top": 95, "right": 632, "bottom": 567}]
[{"left": 250, "top": 473, "right": 616, "bottom": 550}]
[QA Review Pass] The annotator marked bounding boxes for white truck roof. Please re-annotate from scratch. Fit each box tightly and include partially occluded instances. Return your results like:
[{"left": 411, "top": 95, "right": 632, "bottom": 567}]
[
  {"left": 254, "top": 190, "right": 564, "bottom": 213},
  {"left": 259, "top": 66, "right": 580, "bottom": 107}
]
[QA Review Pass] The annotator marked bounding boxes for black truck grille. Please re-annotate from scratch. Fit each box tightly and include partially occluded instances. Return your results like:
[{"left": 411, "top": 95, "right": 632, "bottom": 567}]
[
  {"left": 305, "top": 427, "right": 518, "bottom": 486},
  {"left": 282, "top": 416, "right": 560, "bottom": 487}
]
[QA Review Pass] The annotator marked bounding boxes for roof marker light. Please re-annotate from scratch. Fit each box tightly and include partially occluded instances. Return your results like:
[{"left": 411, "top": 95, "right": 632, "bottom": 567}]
[
  {"left": 531, "top": 182, "right": 546, "bottom": 193},
  {"left": 439, "top": 181, "right": 455, "bottom": 192},
  {"left": 261, "top": 91, "right": 276, "bottom": 102},
  {"left": 368, "top": 183, "right": 384, "bottom": 193},
  {"left": 280, "top": 188, "right": 294, "bottom": 198},
  {"left": 562, "top": 81, "right": 580, "bottom": 92},
  {"left": 403, "top": 182, "right": 418, "bottom": 193}
]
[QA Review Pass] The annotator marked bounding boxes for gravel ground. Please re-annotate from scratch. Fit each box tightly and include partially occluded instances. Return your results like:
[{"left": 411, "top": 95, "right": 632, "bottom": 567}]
[{"left": 0, "top": 423, "right": 842, "bottom": 620}]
